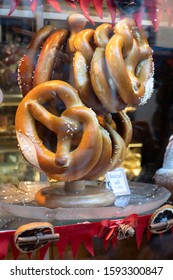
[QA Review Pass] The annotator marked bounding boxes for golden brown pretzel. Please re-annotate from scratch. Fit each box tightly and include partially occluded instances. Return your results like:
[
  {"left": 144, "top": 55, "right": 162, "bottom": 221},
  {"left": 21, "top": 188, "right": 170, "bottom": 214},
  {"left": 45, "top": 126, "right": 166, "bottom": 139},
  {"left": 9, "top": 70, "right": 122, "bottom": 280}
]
[
  {"left": 33, "top": 29, "right": 69, "bottom": 87},
  {"left": 91, "top": 23, "right": 126, "bottom": 113},
  {"left": 66, "top": 14, "right": 87, "bottom": 87},
  {"left": 84, "top": 126, "right": 112, "bottom": 180},
  {"left": 94, "top": 23, "right": 113, "bottom": 48},
  {"left": 15, "top": 80, "right": 103, "bottom": 181},
  {"left": 111, "top": 111, "right": 132, "bottom": 147},
  {"left": 73, "top": 29, "right": 95, "bottom": 64},
  {"left": 18, "top": 25, "right": 55, "bottom": 96},
  {"left": 90, "top": 47, "right": 126, "bottom": 112},
  {"left": 84, "top": 115, "right": 127, "bottom": 180},
  {"left": 105, "top": 18, "right": 154, "bottom": 106},
  {"left": 73, "top": 51, "right": 106, "bottom": 115},
  {"left": 72, "top": 22, "right": 108, "bottom": 114},
  {"left": 104, "top": 121, "right": 127, "bottom": 170}
]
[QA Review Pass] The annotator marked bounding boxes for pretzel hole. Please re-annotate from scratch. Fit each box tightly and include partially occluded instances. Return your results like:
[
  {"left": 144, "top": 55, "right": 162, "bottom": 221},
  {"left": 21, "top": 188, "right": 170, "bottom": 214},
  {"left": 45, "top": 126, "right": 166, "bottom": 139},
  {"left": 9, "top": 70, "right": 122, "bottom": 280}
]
[
  {"left": 43, "top": 95, "right": 66, "bottom": 116},
  {"left": 37, "top": 123, "right": 57, "bottom": 152}
]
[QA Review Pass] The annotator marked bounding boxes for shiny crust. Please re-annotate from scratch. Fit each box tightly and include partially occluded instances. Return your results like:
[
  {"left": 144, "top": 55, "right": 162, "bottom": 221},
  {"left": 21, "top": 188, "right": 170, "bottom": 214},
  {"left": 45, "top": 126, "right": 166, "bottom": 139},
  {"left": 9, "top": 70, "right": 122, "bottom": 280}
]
[
  {"left": 105, "top": 18, "right": 154, "bottom": 106},
  {"left": 15, "top": 80, "right": 104, "bottom": 181},
  {"left": 94, "top": 23, "right": 113, "bottom": 48},
  {"left": 90, "top": 47, "right": 126, "bottom": 112},
  {"left": 111, "top": 111, "right": 133, "bottom": 147},
  {"left": 73, "top": 50, "right": 106, "bottom": 114},
  {"left": 33, "top": 29, "right": 69, "bottom": 87},
  {"left": 73, "top": 29, "right": 95, "bottom": 64},
  {"left": 18, "top": 25, "right": 55, "bottom": 96},
  {"left": 18, "top": 27, "right": 69, "bottom": 96}
]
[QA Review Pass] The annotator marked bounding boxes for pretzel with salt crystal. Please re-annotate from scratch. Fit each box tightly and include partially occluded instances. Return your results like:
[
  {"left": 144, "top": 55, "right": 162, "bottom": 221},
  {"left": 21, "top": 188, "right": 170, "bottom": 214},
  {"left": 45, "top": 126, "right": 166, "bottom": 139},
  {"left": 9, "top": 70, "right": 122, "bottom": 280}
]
[
  {"left": 18, "top": 26, "right": 69, "bottom": 96},
  {"left": 105, "top": 18, "right": 154, "bottom": 106},
  {"left": 15, "top": 80, "right": 103, "bottom": 181},
  {"left": 18, "top": 25, "right": 55, "bottom": 96}
]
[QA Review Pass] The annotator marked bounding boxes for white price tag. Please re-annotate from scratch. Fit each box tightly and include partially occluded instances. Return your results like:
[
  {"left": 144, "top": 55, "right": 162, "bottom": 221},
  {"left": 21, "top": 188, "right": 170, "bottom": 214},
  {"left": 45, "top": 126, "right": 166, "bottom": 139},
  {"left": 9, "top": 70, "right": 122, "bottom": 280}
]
[{"left": 105, "top": 168, "right": 131, "bottom": 196}]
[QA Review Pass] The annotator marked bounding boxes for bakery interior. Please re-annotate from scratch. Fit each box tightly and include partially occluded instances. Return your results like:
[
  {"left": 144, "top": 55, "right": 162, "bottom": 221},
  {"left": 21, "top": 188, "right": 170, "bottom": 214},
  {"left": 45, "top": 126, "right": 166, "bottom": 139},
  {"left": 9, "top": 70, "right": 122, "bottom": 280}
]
[{"left": 0, "top": 0, "right": 173, "bottom": 260}]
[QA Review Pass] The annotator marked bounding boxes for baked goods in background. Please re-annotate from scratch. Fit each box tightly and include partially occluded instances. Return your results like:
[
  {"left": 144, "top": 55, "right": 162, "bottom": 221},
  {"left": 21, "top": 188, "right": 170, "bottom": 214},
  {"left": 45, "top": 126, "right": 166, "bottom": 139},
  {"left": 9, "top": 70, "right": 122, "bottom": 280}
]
[{"left": 154, "top": 135, "right": 173, "bottom": 194}]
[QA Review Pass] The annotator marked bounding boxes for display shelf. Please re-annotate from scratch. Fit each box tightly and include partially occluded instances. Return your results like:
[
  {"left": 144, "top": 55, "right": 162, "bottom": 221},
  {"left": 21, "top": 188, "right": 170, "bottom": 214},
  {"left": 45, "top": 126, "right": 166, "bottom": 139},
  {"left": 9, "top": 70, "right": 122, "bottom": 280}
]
[
  {"left": 1, "top": 94, "right": 22, "bottom": 106},
  {"left": 0, "top": 5, "right": 170, "bottom": 27},
  {"left": 0, "top": 147, "right": 19, "bottom": 153},
  {"left": 0, "top": 181, "right": 170, "bottom": 227}
]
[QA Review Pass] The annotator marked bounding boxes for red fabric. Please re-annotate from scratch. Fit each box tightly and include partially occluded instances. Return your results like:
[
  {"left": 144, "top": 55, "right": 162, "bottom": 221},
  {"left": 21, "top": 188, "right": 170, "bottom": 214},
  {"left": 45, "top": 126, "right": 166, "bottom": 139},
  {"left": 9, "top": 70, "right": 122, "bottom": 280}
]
[
  {"left": 7, "top": 0, "right": 173, "bottom": 30},
  {"left": 28, "top": 0, "right": 38, "bottom": 13},
  {"left": 8, "top": 0, "right": 20, "bottom": 15},
  {"left": 92, "top": 0, "right": 104, "bottom": 19},
  {"left": 0, "top": 231, "right": 14, "bottom": 259},
  {"left": 106, "top": 0, "right": 117, "bottom": 24},
  {"left": 135, "top": 214, "right": 151, "bottom": 249},
  {"left": 78, "top": 0, "right": 94, "bottom": 24},
  {"left": 133, "top": 4, "right": 145, "bottom": 28},
  {"left": 46, "top": 0, "right": 61, "bottom": 12},
  {"left": 0, "top": 214, "right": 172, "bottom": 259}
]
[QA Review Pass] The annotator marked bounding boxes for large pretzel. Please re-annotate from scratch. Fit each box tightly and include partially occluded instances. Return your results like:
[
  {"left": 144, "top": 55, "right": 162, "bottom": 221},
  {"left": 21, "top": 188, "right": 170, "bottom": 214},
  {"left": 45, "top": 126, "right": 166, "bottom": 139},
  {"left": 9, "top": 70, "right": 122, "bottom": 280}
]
[
  {"left": 33, "top": 29, "right": 69, "bottom": 87},
  {"left": 84, "top": 112, "right": 130, "bottom": 180},
  {"left": 18, "top": 27, "right": 69, "bottom": 96},
  {"left": 105, "top": 18, "right": 154, "bottom": 106},
  {"left": 15, "top": 80, "right": 103, "bottom": 181},
  {"left": 90, "top": 47, "right": 126, "bottom": 112},
  {"left": 111, "top": 111, "right": 133, "bottom": 147},
  {"left": 73, "top": 50, "right": 106, "bottom": 115},
  {"left": 18, "top": 25, "right": 55, "bottom": 96},
  {"left": 90, "top": 23, "right": 126, "bottom": 112},
  {"left": 73, "top": 18, "right": 154, "bottom": 112}
]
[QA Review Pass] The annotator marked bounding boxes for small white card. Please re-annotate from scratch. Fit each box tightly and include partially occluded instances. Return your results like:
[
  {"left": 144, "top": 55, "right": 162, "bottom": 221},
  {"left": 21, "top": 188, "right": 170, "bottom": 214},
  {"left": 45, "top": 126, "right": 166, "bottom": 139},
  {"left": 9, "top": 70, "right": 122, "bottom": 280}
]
[{"left": 105, "top": 168, "right": 131, "bottom": 196}]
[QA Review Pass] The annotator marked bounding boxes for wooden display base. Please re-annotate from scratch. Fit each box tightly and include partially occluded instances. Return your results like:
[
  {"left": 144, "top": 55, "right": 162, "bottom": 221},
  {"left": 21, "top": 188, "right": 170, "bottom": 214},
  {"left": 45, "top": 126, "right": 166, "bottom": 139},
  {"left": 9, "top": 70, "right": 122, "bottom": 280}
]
[{"left": 35, "top": 180, "right": 115, "bottom": 208}]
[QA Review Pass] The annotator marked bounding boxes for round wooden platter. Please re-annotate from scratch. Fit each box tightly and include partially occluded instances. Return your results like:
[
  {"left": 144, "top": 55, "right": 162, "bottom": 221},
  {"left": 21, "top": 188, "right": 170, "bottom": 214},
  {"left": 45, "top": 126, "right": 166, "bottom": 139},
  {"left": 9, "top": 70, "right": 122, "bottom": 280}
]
[{"left": 35, "top": 180, "right": 115, "bottom": 208}]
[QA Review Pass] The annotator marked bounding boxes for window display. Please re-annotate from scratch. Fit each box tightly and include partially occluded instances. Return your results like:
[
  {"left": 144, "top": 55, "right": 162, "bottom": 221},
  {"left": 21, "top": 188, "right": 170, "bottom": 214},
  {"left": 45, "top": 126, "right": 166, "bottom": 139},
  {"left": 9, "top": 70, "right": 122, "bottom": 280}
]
[{"left": 0, "top": 0, "right": 173, "bottom": 260}]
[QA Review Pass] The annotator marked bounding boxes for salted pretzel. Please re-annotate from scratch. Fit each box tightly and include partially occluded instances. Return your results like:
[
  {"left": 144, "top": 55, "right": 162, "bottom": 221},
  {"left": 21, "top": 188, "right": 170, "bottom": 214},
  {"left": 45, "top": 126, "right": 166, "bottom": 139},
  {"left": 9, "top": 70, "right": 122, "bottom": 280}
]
[
  {"left": 33, "top": 29, "right": 69, "bottom": 87},
  {"left": 18, "top": 25, "right": 55, "bottom": 96},
  {"left": 105, "top": 18, "right": 154, "bottom": 106},
  {"left": 91, "top": 23, "right": 126, "bottom": 112},
  {"left": 15, "top": 80, "right": 103, "bottom": 181},
  {"left": 73, "top": 18, "right": 154, "bottom": 112},
  {"left": 72, "top": 21, "right": 109, "bottom": 114},
  {"left": 73, "top": 50, "right": 106, "bottom": 114},
  {"left": 18, "top": 26, "right": 69, "bottom": 96},
  {"left": 84, "top": 113, "right": 129, "bottom": 180},
  {"left": 84, "top": 126, "right": 113, "bottom": 179},
  {"left": 90, "top": 47, "right": 126, "bottom": 112},
  {"left": 73, "top": 29, "right": 95, "bottom": 64}
]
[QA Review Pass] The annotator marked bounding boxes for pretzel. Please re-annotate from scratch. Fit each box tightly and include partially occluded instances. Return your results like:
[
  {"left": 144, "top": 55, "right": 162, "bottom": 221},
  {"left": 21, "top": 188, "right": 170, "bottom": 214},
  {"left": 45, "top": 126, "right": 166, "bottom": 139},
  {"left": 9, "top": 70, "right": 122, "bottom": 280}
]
[
  {"left": 91, "top": 23, "right": 126, "bottom": 112},
  {"left": 72, "top": 23, "right": 108, "bottom": 114},
  {"left": 66, "top": 14, "right": 87, "bottom": 87},
  {"left": 105, "top": 121, "right": 127, "bottom": 171},
  {"left": 90, "top": 47, "right": 126, "bottom": 112},
  {"left": 18, "top": 26, "right": 69, "bottom": 96},
  {"left": 94, "top": 23, "right": 113, "bottom": 48},
  {"left": 15, "top": 80, "right": 103, "bottom": 181},
  {"left": 33, "top": 29, "right": 69, "bottom": 87},
  {"left": 85, "top": 114, "right": 128, "bottom": 180},
  {"left": 105, "top": 18, "right": 154, "bottom": 106},
  {"left": 73, "top": 51, "right": 106, "bottom": 115},
  {"left": 111, "top": 111, "right": 133, "bottom": 147},
  {"left": 84, "top": 126, "right": 112, "bottom": 179},
  {"left": 73, "top": 29, "right": 95, "bottom": 64},
  {"left": 18, "top": 25, "right": 55, "bottom": 96}
]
